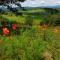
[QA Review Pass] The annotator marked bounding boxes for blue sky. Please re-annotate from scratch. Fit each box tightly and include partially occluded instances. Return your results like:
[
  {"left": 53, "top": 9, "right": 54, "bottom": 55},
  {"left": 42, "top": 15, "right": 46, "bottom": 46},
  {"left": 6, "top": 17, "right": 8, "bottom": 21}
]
[{"left": 20, "top": 0, "right": 60, "bottom": 7}]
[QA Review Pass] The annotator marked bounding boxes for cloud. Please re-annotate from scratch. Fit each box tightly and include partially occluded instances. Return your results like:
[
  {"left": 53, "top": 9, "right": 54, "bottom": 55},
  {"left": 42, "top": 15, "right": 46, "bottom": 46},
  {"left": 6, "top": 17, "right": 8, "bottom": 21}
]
[{"left": 20, "top": 0, "right": 60, "bottom": 7}]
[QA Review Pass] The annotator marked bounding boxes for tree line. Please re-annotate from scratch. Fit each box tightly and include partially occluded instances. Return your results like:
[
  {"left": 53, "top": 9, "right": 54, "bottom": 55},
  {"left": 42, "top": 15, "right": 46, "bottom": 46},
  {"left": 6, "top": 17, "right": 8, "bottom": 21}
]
[{"left": 0, "top": 0, "right": 25, "bottom": 4}]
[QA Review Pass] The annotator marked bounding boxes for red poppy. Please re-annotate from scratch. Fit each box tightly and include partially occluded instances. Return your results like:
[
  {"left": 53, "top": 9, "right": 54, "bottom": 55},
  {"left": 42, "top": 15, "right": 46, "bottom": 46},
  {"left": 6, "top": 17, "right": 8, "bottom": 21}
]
[
  {"left": 12, "top": 24, "right": 17, "bottom": 30},
  {"left": 3, "top": 28, "right": 9, "bottom": 35}
]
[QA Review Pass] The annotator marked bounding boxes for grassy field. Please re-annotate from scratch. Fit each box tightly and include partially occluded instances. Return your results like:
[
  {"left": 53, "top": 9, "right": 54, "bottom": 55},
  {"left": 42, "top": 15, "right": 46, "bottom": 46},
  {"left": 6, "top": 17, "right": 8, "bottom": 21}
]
[{"left": 0, "top": 11, "right": 60, "bottom": 60}]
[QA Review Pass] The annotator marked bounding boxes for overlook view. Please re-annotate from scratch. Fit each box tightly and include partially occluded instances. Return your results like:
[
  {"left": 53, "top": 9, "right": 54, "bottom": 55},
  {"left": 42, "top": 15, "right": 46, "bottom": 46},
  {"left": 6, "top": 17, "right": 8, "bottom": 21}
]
[{"left": 0, "top": 0, "right": 60, "bottom": 60}]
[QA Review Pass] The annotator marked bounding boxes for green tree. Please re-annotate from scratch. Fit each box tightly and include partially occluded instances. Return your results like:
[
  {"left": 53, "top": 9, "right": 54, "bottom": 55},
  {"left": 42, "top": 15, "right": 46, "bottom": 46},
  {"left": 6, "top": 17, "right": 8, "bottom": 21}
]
[
  {"left": 17, "top": 0, "right": 25, "bottom": 2},
  {"left": 0, "top": 0, "right": 25, "bottom": 4}
]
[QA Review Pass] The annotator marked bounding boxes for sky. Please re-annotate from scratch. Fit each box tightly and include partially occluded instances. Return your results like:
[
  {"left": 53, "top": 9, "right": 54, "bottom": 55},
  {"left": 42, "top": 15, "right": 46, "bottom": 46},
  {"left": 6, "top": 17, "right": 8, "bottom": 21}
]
[{"left": 20, "top": 0, "right": 60, "bottom": 7}]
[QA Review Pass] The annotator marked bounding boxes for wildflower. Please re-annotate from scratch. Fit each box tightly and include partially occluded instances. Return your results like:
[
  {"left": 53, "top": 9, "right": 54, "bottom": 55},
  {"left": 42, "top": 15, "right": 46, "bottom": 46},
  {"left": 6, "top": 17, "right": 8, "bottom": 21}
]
[
  {"left": 52, "top": 27, "right": 58, "bottom": 33},
  {"left": 3, "top": 28, "right": 9, "bottom": 35},
  {"left": 41, "top": 24, "right": 48, "bottom": 30},
  {"left": 43, "top": 24, "right": 48, "bottom": 28},
  {"left": 12, "top": 24, "right": 17, "bottom": 30}
]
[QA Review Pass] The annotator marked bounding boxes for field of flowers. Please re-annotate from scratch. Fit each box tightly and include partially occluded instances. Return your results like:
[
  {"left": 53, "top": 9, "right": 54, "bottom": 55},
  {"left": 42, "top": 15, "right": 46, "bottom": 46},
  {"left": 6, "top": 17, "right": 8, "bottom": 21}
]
[{"left": 0, "top": 12, "right": 60, "bottom": 60}]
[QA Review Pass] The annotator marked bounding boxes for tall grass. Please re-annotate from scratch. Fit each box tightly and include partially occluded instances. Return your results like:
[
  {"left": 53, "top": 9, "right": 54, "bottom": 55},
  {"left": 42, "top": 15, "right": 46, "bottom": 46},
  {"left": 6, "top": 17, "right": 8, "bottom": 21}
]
[{"left": 0, "top": 12, "right": 60, "bottom": 60}]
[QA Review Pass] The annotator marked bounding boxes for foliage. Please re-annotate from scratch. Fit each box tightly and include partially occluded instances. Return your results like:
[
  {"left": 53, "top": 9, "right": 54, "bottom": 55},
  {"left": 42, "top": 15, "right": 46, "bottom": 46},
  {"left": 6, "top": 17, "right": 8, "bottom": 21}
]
[
  {"left": 40, "top": 14, "right": 60, "bottom": 26},
  {"left": 0, "top": 9, "right": 60, "bottom": 60}
]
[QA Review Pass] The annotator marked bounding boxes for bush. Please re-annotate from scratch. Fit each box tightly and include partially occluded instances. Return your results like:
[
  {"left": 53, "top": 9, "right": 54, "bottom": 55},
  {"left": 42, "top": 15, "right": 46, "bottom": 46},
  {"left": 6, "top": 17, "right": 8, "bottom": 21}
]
[{"left": 40, "top": 14, "right": 60, "bottom": 26}]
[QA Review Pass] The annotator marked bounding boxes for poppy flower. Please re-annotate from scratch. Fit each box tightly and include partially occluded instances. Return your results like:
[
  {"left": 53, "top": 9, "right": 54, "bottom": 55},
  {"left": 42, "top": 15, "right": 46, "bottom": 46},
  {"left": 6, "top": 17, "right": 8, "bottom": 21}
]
[
  {"left": 3, "top": 28, "right": 9, "bottom": 35},
  {"left": 12, "top": 24, "right": 17, "bottom": 30}
]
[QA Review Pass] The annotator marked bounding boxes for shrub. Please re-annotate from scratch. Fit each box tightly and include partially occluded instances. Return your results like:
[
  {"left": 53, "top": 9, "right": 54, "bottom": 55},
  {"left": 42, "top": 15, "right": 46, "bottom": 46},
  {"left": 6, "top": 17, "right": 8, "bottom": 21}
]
[{"left": 40, "top": 14, "right": 60, "bottom": 26}]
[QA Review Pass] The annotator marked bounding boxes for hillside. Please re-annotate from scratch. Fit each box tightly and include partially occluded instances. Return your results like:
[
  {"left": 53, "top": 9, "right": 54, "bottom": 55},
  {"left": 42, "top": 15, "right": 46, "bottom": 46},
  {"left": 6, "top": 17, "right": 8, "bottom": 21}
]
[{"left": 0, "top": 8, "right": 60, "bottom": 60}]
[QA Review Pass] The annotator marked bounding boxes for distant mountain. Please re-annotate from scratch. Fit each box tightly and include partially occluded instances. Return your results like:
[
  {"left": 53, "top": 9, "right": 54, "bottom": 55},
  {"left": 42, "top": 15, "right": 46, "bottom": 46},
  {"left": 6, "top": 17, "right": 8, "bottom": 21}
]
[
  {"left": 46, "top": 5, "right": 60, "bottom": 8},
  {"left": 22, "top": 5, "right": 60, "bottom": 9}
]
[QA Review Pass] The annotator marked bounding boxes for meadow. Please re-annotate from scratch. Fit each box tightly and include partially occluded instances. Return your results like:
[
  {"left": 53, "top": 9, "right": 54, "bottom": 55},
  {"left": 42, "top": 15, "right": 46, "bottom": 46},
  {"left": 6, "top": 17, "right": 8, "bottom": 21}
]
[{"left": 0, "top": 9, "right": 60, "bottom": 60}]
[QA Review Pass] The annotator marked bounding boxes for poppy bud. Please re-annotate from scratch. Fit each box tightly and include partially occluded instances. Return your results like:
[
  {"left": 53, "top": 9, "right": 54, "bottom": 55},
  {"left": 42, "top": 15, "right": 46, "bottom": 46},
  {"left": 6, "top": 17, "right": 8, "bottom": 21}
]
[{"left": 12, "top": 24, "right": 17, "bottom": 30}]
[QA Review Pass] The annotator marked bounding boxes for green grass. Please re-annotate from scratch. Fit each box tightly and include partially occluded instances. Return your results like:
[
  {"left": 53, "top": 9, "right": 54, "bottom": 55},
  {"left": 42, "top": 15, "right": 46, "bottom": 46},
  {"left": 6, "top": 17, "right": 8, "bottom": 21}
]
[
  {"left": 0, "top": 26, "right": 60, "bottom": 60},
  {"left": 18, "top": 9, "right": 46, "bottom": 13},
  {"left": 0, "top": 12, "right": 60, "bottom": 60},
  {"left": 1, "top": 14, "right": 25, "bottom": 23}
]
